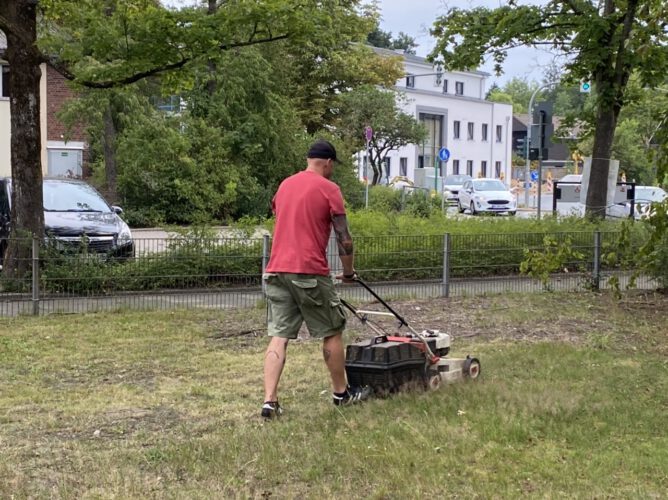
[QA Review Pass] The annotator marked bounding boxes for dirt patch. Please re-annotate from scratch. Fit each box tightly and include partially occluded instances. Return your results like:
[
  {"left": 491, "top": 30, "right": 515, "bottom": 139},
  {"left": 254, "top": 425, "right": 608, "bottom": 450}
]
[
  {"left": 43, "top": 406, "right": 183, "bottom": 442},
  {"left": 197, "top": 292, "right": 667, "bottom": 352}
]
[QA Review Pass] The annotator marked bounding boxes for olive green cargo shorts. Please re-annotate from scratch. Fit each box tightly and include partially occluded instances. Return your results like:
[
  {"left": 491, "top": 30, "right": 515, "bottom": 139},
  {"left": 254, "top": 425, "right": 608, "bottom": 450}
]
[{"left": 263, "top": 273, "right": 347, "bottom": 339}]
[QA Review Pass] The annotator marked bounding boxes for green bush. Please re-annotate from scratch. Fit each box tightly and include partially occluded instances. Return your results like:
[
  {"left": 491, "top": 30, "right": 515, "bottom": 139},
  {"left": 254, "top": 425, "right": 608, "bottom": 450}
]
[
  {"left": 637, "top": 201, "right": 668, "bottom": 291},
  {"left": 35, "top": 212, "right": 655, "bottom": 294},
  {"left": 40, "top": 229, "right": 264, "bottom": 295}
]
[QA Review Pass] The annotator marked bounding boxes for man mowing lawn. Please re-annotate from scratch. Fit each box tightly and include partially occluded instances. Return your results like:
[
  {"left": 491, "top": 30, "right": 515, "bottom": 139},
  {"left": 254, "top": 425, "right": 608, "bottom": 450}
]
[{"left": 261, "top": 139, "right": 371, "bottom": 419}]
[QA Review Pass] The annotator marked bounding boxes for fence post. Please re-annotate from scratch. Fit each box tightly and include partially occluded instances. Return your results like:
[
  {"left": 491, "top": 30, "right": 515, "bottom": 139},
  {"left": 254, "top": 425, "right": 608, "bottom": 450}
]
[
  {"left": 593, "top": 230, "right": 601, "bottom": 291},
  {"left": 261, "top": 234, "right": 270, "bottom": 296},
  {"left": 442, "top": 233, "right": 451, "bottom": 298},
  {"left": 32, "top": 235, "right": 40, "bottom": 316}
]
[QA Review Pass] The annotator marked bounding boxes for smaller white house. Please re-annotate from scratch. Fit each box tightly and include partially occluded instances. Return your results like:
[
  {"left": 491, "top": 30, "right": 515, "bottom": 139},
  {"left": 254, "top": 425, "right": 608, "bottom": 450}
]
[{"left": 362, "top": 48, "right": 513, "bottom": 190}]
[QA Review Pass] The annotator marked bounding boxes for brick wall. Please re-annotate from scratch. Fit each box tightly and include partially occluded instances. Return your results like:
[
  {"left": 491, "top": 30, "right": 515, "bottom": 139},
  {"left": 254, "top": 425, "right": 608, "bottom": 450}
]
[{"left": 46, "top": 66, "right": 85, "bottom": 142}]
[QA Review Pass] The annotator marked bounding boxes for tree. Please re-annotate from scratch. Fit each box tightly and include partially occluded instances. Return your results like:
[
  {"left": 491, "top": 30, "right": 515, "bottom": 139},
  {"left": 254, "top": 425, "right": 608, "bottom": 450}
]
[
  {"left": 58, "top": 85, "right": 158, "bottom": 203},
  {"left": 0, "top": 0, "right": 364, "bottom": 278},
  {"left": 429, "top": 0, "right": 668, "bottom": 218},
  {"left": 391, "top": 32, "right": 418, "bottom": 55},
  {"left": 367, "top": 27, "right": 393, "bottom": 49},
  {"left": 338, "top": 85, "right": 426, "bottom": 185},
  {"left": 367, "top": 27, "right": 418, "bottom": 54}
]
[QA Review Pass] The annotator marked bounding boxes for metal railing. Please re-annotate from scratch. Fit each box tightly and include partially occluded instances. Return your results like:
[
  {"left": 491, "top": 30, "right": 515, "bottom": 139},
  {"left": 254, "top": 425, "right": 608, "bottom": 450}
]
[{"left": 0, "top": 230, "right": 659, "bottom": 316}]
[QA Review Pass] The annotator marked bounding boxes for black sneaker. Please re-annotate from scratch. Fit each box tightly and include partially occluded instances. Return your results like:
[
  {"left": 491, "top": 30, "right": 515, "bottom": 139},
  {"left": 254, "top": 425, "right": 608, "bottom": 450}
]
[
  {"left": 261, "top": 401, "right": 283, "bottom": 420},
  {"left": 332, "top": 386, "right": 372, "bottom": 406}
]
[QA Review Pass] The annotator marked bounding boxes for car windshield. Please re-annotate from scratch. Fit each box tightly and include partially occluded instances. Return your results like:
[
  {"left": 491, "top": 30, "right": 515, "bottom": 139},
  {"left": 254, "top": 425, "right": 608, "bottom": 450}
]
[
  {"left": 43, "top": 181, "right": 111, "bottom": 212},
  {"left": 473, "top": 179, "right": 506, "bottom": 191},
  {"left": 444, "top": 175, "right": 471, "bottom": 185},
  {"left": 635, "top": 187, "right": 667, "bottom": 203}
]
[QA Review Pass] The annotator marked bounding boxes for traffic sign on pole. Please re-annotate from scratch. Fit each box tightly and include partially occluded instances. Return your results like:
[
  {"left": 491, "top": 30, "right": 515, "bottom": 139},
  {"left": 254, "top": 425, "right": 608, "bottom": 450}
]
[
  {"left": 365, "top": 126, "right": 373, "bottom": 142},
  {"left": 438, "top": 147, "right": 450, "bottom": 162}
]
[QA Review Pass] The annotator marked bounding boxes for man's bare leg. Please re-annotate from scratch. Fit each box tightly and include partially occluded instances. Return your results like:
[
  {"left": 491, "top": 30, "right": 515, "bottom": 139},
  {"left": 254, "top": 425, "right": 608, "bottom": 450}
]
[
  {"left": 264, "top": 336, "right": 289, "bottom": 402},
  {"left": 323, "top": 333, "right": 347, "bottom": 394}
]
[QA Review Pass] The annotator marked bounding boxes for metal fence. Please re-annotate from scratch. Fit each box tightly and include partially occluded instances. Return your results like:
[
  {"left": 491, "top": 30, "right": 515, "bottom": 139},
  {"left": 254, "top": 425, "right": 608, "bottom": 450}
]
[{"left": 0, "top": 230, "right": 660, "bottom": 316}]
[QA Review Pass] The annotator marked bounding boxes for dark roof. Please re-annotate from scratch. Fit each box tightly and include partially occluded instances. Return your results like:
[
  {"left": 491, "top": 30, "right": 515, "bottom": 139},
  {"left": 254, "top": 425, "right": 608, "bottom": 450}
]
[{"left": 371, "top": 46, "right": 490, "bottom": 77}]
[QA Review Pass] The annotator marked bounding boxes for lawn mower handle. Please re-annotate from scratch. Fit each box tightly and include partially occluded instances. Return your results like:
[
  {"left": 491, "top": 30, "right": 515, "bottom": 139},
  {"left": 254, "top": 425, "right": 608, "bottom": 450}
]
[
  {"left": 349, "top": 276, "right": 439, "bottom": 364},
  {"left": 352, "top": 276, "right": 408, "bottom": 328}
]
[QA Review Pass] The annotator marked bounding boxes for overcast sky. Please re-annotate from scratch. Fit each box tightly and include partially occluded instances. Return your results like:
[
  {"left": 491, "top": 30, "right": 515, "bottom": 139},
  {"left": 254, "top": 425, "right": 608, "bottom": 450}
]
[{"left": 376, "top": 0, "right": 558, "bottom": 86}]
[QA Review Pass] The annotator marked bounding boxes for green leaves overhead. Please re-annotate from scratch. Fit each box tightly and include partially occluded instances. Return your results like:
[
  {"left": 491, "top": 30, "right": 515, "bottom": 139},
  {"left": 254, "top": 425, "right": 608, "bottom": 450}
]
[{"left": 37, "top": 0, "right": 352, "bottom": 88}]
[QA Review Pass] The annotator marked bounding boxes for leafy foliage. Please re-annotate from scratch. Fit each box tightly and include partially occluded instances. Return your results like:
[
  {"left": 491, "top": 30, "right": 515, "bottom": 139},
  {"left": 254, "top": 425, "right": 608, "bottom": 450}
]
[
  {"left": 338, "top": 86, "right": 427, "bottom": 185},
  {"left": 520, "top": 236, "right": 586, "bottom": 291}
]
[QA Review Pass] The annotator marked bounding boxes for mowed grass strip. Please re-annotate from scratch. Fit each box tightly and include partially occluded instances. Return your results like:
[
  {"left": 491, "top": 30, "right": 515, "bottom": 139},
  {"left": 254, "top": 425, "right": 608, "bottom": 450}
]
[{"left": 0, "top": 293, "right": 666, "bottom": 498}]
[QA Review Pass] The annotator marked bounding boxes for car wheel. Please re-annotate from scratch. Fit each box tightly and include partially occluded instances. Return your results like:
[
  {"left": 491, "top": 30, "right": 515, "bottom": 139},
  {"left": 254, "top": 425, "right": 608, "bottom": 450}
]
[
  {"left": 457, "top": 200, "right": 465, "bottom": 213},
  {"left": 508, "top": 211, "right": 516, "bottom": 216},
  {"left": 470, "top": 202, "right": 477, "bottom": 215}
]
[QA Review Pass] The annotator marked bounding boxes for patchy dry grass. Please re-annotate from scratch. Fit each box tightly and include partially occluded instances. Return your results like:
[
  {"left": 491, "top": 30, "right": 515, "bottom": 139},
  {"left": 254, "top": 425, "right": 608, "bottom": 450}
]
[{"left": 0, "top": 292, "right": 667, "bottom": 498}]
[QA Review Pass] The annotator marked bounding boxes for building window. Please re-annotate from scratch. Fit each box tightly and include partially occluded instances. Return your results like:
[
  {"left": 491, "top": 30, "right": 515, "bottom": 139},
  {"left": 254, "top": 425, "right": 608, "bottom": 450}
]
[
  {"left": 496, "top": 125, "right": 503, "bottom": 142},
  {"left": 406, "top": 74, "right": 415, "bottom": 88},
  {"left": 467, "top": 122, "right": 474, "bottom": 141},
  {"left": 418, "top": 113, "right": 444, "bottom": 173},
  {"left": 455, "top": 81, "right": 464, "bottom": 95},
  {"left": 495, "top": 161, "right": 502, "bottom": 178},
  {"left": 481, "top": 161, "right": 487, "bottom": 177},
  {"left": 466, "top": 160, "right": 473, "bottom": 176},
  {"left": 400, "top": 157, "right": 408, "bottom": 176},
  {"left": 453, "top": 120, "right": 461, "bottom": 139},
  {"left": 452, "top": 160, "right": 460, "bottom": 175},
  {"left": 442, "top": 79, "right": 448, "bottom": 94},
  {"left": 1, "top": 65, "right": 9, "bottom": 98},
  {"left": 482, "top": 123, "right": 488, "bottom": 141},
  {"left": 382, "top": 157, "right": 391, "bottom": 180}
]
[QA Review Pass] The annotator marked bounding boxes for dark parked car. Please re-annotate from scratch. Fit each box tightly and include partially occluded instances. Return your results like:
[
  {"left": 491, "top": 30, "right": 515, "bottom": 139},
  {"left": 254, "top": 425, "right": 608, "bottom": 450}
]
[{"left": 0, "top": 177, "right": 134, "bottom": 259}]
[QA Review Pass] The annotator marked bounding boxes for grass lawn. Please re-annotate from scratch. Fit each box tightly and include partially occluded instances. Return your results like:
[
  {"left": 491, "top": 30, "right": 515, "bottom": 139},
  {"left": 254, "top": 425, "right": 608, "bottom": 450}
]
[{"left": 1, "top": 292, "right": 667, "bottom": 498}]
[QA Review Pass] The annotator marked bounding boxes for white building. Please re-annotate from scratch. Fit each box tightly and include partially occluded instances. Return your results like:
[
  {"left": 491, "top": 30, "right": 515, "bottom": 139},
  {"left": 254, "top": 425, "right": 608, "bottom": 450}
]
[{"left": 365, "top": 48, "right": 513, "bottom": 189}]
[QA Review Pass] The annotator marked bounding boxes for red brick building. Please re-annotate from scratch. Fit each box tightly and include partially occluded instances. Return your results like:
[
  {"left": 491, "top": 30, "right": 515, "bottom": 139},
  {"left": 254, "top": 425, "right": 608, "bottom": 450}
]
[{"left": 1, "top": 29, "right": 88, "bottom": 178}]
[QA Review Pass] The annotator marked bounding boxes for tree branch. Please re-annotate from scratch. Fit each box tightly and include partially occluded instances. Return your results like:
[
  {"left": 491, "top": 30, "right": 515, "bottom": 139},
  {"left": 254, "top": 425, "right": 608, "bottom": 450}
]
[
  {"left": 613, "top": 0, "right": 640, "bottom": 91},
  {"left": 49, "top": 33, "right": 290, "bottom": 88}
]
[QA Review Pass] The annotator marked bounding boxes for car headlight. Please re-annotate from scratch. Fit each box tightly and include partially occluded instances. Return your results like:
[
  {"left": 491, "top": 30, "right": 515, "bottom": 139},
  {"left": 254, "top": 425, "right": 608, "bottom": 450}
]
[{"left": 118, "top": 222, "right": 132, "bottom": 245}]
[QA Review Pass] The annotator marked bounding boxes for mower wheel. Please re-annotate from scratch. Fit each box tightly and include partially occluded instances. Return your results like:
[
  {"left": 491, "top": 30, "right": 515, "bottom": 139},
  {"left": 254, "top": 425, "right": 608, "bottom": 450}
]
[
  {"left": 463, "top": 356, "right": 481, "bottom": 380},
  {"left": 427, "top": 371, "right": 441, "bottom": 391}
]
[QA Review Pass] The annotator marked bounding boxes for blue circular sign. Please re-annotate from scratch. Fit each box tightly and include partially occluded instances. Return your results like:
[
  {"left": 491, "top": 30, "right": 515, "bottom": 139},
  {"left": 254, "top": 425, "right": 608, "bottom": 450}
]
[
  {"left": 438, "top": 147, "right": 450, "bottom": 162},
  {"left": 530, "top": 170, "right": 539, "bottom": 181}
]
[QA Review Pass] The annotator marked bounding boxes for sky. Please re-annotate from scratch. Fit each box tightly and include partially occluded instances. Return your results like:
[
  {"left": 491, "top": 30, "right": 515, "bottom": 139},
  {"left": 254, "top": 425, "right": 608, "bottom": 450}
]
[{"left": 376, "top": 0, "right": 558, "bottom": 87}]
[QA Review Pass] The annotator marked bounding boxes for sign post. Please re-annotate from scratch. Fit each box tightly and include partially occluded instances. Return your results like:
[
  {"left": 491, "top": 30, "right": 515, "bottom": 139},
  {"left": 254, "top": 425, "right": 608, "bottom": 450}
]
[
  {"left": 438, "top": 147, "right": 450, "bottom": 205},
  {"left": 364, "top": 126, "right": 373, "bottom": 209}
]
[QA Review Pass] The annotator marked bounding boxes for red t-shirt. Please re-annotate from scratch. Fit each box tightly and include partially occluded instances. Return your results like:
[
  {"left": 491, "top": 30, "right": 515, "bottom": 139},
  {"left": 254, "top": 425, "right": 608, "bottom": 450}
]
[{"left": 266, "top": 170, "right": 345, "bottom": 276}]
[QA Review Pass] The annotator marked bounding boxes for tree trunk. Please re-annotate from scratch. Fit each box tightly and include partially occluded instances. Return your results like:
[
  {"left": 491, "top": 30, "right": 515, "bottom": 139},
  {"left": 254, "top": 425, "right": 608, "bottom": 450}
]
[
  {"left": 369, "top": 149, "right": 381, "bottom": 185},
  {"left": 102, "top": 105, "right": 118, "bottom": 204},
  {"left": 585, "top": 0, "right": 637, "bottom": 219},
  {"left": 585, "top": 104, "right": 618, "bottom": 218},
  {"left": 1, "top": 1, "right": 44, "bottom": 280}
]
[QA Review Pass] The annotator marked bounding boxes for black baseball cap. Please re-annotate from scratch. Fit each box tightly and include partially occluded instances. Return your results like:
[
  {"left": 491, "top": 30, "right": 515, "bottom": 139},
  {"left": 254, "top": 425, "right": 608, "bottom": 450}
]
[{"left": 307, "top": 140, "right": 340, "bottom": 163}]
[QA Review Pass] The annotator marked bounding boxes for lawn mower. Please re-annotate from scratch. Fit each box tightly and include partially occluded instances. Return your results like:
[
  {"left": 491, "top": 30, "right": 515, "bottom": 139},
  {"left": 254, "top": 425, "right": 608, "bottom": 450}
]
[{"left": 341, "top": 277, "right": 480, "bottom": 395}]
